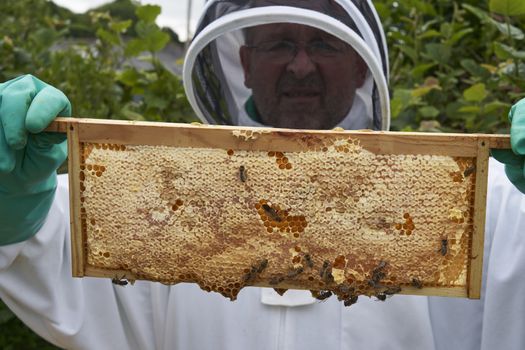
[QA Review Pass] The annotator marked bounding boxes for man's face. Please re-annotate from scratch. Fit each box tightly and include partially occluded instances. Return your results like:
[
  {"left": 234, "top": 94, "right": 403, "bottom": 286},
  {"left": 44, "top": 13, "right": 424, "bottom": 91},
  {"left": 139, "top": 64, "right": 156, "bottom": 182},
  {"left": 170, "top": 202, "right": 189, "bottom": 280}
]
[{"left": 240, "top": 23, "right": 366, "bottom": 129}]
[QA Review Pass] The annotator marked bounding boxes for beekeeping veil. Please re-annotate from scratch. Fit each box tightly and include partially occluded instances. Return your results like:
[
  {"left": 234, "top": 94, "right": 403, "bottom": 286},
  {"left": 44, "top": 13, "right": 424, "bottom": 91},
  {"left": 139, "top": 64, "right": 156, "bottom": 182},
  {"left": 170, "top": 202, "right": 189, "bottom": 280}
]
[{"left": 183, "top": 0, "right": 390, "bottom": 130}]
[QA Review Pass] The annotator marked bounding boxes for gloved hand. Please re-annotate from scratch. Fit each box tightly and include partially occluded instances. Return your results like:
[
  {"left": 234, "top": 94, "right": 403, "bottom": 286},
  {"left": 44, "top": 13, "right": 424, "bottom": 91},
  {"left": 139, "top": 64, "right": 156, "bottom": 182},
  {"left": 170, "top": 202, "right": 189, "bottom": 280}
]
[
  {"left": 0, "top": 74, "right": 71, "bottom": 245},
  {"left": 492, "top": 98, "right": 525, "bottom": 194}
]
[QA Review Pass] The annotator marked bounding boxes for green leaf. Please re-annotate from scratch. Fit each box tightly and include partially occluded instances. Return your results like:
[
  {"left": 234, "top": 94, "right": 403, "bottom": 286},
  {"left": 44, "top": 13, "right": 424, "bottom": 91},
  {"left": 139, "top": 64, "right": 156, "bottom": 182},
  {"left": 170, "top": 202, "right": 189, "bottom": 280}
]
[
  {"left": 463, "top": 3, "right": 524, "bottom": 40},
  {"left": 460, "top": 59, "right": 491, "bottom": 79},
  {"left": 146, "top": 31, "right": 170, "bottom": 52},
  {"left": 121, "top": 106, "right": 145, "bottom": 121},
  {"left": 417, "top": 29, "right": 441, "bottom": 40},
  {"left": 390, "top": 99, "right": 404, "bottom": 119},
  {"left": 412, "top": 0, "right": 437, "bottom": 16},
  {"left": 489, "top": 0, "right": 525, "bottom": 16},
  {"left": 118, "top": 69, "right": 141, "bottom": 86},
  {"left": 424, "top": 43, "right": 451, "bottom": 65},
  {"left": 492, "top": 19, "right": 525, "bottom": 40},
  {"left": 96, "top": 28, "right": 119, "bottom": 46},
  {"left": 447, "top": 28, "right": 474, "bottom": 46},
  {"left": 135, "top": 21, "right": 155, "bottom": 38},
  {"left": 412, "top": 85, "right": 440, "bottom": 98},
  {"left": 125, "top": 38, "right": 148, "bottom": 56},
  {"left": 440, "top": 22, "right": 453, "bottom": 38},
  {"left": 136, "top": 5, "right": 161, "bottom": 23},
  {"left": 391, "top": 89, "right": 415, "bottom": 118},
  {"left": 495, "top": 42, "right": 525, "bottom": 59},
  {"left": 494, "top": 42, "right": 512, "bottom": 59},
  {"left": 145, "top": 94, "right": 169, "bottom": 109},
  {"left": 411, "top": 63, "right": 437, "bottom": 78},
  {"left": 463, "top": 83, "right": 488, "bottom": 102},
  {"left": 110, "top": 20, "right": 132, "bottom": 33},
  {"left": 458, "top": 105, "right": 482, "bottom": 113},
  {"left": 395, "top": 44, "right": 418, "bottom": 63},
  {"left": 419, "top": 106, "right": 440, "bottom": 118},
  {"left": 483, "top": 100, "right": 512, "bottom": 113},
  {"left": 462, "top": 4, "right": 490, "bottom": 21}
]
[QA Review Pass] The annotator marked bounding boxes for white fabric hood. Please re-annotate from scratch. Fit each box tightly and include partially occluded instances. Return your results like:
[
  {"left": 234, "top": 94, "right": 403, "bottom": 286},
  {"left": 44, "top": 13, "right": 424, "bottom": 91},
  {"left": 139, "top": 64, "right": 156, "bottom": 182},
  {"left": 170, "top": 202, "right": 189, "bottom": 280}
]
[{"left": 183, "top": 0, "right": 390, "bottom": 130}]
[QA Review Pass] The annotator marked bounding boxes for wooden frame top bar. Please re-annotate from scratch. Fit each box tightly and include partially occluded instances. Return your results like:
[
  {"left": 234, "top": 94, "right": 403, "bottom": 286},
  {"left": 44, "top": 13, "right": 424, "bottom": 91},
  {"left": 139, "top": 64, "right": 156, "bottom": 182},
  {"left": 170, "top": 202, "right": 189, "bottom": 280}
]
[{"left": 48, "top": 118, "right": 510, "bottom": 157}]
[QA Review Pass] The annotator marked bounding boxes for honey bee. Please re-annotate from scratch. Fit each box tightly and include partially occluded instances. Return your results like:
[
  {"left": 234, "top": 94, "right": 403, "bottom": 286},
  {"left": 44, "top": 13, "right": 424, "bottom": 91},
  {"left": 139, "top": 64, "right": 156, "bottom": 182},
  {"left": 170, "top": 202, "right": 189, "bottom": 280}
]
[
  {"left": 257, "top": 259, "right": 269, "bottom": 273},
  {"left": 316, "top": 290, "right": 333, "bottom": 301},
  {"left": 376, "top": 293, "right": 387, "bottom": 301},
  {"left": 463, "top": 165, "right": 476, "bottom": 178},
  {"left": 262, "top": 204, "right": 282, "bottom": 222},
  {"left": 287, "top": 267, "right": 304, "bottom": 279},
  {"left": 243, "top": 259, "right": 269, "bottom": 283},
  {"left": 368, "top": 278, "right": 382, "bottom": 288},
  {"left": 239, "top": 165, "right": 248, "bottom": 182},
  {"left": 336, "top": 284, "right": 354, "bottom": 295},
  {"left": 243, "top": 269, "right": 257, "bottom": 283},
  {"left": 439, "top": 239, "right": 448, "bottom": 256},
  {"left": 320, "top": 260, "right": 334, "bottom": 283},
  {"left": 374, "top": 260, "right": 387, "bottom": 272},
  {"left": 303, "top": 253, "right": 314, "bottom": 268},
  {"left": 344, "top": 295, "right": 358, "bottom": 307},
  {"left": 112, "top": 275, "right": 128, "bottom": 286},
  {"left": 383, "top": 286, "right": 402, "bottom": 295},
  {"left": 369, "top": 260, "right": 388, "bottom": 288},
  {"left": 376, "top": 286, "right": 401, "bottom": 301},
  {"left": 411, "top": 278, "right": 423, "bottom": 289},
  {"left": 269, "top": 276, "right": 285, "bottom": 285}
]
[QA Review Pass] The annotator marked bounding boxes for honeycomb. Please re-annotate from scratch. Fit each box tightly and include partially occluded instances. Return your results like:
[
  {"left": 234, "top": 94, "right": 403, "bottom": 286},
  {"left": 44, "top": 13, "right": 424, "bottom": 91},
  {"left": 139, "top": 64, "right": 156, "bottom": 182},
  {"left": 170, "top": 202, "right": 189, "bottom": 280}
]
[{"left": 76, "top": 134, "right": 477, "bottom": 305}]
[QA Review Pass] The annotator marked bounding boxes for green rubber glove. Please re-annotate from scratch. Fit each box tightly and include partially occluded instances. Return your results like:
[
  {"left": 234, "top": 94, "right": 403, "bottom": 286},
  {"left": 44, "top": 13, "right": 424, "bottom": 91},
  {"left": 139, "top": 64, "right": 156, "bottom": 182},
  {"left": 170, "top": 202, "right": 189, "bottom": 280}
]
[
  {"left": 492, "top": 98, "right": 525, "bottom": 194},
  {"left": 0, "top": 74, "right": 71, "bottom": 245}
]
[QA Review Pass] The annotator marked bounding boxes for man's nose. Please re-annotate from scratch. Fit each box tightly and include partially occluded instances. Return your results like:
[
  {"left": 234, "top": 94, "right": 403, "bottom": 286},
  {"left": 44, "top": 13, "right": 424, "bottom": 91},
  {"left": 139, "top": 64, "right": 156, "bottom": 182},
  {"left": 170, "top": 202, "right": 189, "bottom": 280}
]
[{"left": 286, "top": 48, "right": 316, "bottom": 78}]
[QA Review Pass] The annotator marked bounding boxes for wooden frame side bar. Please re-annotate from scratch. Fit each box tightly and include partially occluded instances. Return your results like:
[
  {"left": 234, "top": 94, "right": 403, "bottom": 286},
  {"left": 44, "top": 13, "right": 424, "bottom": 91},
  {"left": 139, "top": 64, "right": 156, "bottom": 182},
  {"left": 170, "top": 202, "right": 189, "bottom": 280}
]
[
  {"left": 67, "top": 122, "right": 84, "bottom": 277},
  {"left": 468, "top": 139, "right": 490, "bottom": 299}
]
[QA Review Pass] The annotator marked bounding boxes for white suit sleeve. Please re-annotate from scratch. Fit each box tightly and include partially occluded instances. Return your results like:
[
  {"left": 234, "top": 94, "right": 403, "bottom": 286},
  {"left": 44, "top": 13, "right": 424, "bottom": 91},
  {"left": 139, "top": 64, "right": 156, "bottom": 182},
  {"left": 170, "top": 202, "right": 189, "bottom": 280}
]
[{"left": 0, "top": 174, "right": 159, "bottom": 350}]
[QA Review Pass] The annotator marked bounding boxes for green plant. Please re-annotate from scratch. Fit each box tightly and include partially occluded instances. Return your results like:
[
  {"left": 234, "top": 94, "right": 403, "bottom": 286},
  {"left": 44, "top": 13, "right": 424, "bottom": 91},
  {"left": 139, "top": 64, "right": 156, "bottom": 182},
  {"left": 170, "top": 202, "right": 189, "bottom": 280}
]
[
  {"left": 0, "top": 0, "right": 195, "bottom": 123},
  {"left": 376, "top": 0, "right": 525, "bottom": 133}
]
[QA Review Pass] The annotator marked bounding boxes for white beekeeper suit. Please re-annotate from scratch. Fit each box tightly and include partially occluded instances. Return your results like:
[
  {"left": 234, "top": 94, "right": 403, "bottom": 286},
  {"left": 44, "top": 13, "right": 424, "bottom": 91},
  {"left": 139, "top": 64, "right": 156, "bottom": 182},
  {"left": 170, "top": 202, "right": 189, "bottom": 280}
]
[{"left": 0, "top": 1, "right": 523, "bottom": 349}]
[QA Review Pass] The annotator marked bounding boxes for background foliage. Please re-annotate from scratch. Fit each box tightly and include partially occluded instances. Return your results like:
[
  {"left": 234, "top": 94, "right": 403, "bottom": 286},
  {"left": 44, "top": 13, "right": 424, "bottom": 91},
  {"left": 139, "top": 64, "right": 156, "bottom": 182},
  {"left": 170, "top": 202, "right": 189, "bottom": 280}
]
[
  {"left": 0, "top": 0, "right": 524, "bottom": 347},
  {"left": 376, "top": 0, "right": 525, "bottom": 133},
  {"left": 0, "top": 0, "right": 193, "bottom": 124}
]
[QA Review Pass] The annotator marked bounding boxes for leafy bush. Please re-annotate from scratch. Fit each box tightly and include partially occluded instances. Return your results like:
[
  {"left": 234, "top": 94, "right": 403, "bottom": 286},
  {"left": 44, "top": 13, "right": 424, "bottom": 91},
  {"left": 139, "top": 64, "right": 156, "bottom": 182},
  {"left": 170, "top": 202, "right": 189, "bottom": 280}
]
[
  {"left": 376, "top": 0, "right": 525, "bottom": 133},
  {"left": 0, "top": 0, "right": 194, "bottom": 124}
]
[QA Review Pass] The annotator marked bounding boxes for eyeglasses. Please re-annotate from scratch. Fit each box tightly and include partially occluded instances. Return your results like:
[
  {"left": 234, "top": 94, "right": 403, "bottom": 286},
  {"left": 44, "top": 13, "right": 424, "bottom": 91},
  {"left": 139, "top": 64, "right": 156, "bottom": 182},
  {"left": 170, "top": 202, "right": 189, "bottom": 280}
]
[{"left": 246, "top": 39, "right": 349, "bottom": 63}]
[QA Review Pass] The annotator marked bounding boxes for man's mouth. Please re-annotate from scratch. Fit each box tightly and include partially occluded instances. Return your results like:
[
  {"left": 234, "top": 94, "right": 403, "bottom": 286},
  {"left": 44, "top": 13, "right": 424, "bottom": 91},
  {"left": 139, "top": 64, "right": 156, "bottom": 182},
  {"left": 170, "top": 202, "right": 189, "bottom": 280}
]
[
  {"left": 283, "top": 91, "right": 319, "bottom": 98},
  {"left": 278, "top": 74, "right": 323, "bottom": 100},
  {"left": 281, "top": 89, "right": 320, "bottom": 99}
]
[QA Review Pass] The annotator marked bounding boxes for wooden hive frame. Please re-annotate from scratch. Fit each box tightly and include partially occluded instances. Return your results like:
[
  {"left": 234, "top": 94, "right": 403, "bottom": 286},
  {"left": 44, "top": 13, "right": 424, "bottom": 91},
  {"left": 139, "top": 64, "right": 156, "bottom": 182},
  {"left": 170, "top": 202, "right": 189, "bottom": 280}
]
[{"left": 48, "top": 118, "right": 510, "bottom": 301}]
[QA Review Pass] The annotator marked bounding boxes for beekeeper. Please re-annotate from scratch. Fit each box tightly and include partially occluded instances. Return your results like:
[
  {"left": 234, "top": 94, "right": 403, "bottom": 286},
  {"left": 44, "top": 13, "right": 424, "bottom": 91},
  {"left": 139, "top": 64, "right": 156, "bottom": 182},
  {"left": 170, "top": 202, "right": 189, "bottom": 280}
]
[{"left": 0, "top": 1, "right": 524, "bottom": 349}]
